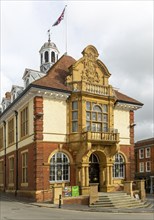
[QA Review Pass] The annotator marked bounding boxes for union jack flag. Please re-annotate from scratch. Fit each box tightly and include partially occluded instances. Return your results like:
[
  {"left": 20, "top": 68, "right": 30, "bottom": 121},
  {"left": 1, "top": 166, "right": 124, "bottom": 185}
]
[{"left": 52, "top": 6, "right": 66, "bottom": 26}]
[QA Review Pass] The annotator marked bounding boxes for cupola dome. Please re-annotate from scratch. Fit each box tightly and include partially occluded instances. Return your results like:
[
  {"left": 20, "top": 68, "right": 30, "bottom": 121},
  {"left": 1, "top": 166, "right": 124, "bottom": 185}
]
[{"left": 39, "top": 33, "right": 59, "bottom": 73}]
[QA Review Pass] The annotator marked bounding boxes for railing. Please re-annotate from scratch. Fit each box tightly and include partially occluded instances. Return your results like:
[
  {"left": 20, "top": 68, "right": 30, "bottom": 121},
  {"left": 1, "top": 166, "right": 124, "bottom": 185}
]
[
  {"left": 82, "top": 131, "right": 119, "bottom": 143},
  {"left": 70, "top": 81, "right": 114, "bottom": 96},
  {"left": 85, "top": 83, "right": 110, "bottom": 95}
]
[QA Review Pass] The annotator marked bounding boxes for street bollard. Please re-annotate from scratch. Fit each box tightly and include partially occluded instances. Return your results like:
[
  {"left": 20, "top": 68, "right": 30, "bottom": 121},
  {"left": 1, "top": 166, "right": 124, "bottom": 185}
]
[{"left": 59, "top": 194, "right": 62, "bottom": 208}]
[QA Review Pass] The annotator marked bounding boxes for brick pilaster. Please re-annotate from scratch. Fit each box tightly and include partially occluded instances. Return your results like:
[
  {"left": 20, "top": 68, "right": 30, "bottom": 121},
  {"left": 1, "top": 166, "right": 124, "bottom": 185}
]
[{"left": 34, "top": 96, "right": 43, "bottom": 141}]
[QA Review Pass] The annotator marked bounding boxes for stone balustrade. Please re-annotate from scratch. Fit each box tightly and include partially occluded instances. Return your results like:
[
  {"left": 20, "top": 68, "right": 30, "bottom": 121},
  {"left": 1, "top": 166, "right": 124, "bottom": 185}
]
[
  {"left": 82, "top": 131, "right": 119, "bottom": 143},
  {"left": 85, "top": 83, "right": 110, "bottom": 95}
]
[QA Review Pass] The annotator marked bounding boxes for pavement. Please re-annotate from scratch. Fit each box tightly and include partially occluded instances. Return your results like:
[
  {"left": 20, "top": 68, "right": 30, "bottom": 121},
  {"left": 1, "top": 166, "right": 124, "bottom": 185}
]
[{"left": 1, "top": 192, "right": 154, "bottom": 213}]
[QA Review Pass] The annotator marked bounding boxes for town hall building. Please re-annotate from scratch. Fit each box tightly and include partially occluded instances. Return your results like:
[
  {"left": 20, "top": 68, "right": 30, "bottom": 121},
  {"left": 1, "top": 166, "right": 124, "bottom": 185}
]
[{"left": 0, "top": 38, "right": 143, "bottom": 202}]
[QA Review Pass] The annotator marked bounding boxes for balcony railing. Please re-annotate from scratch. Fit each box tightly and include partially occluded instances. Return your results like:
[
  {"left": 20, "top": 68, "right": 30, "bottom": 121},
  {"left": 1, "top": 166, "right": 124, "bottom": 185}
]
[
  {"left": 85, "top": 83, "right": 110, "bottom": 95},
  {"left": 82, "top": 131, "right": 119, "bottom": 143}
]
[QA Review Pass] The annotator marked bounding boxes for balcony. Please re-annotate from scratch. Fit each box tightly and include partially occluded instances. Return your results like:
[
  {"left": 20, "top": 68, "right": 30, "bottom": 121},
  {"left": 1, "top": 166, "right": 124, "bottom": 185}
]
[
  {"left": 85, "top": 83, "right": 110, "bottom": 96},
  {"left": 70, "top": 81, "right": 114, "bottom": 97},
  {"left": 82, "top": 130, "right": 119, "bottom": 144}
]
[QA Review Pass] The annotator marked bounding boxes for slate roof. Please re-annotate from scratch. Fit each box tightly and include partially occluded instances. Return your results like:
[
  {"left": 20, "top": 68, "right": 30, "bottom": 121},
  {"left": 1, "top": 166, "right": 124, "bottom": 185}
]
[{"left": 32, "top": 54, "right": 143, "bottom": 106}]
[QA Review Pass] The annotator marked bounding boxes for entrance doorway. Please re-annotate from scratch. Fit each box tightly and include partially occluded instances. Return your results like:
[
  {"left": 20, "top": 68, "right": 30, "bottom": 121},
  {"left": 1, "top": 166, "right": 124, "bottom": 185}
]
[{"left": 89, "top": 153, "right": 100, "bottom": 184}]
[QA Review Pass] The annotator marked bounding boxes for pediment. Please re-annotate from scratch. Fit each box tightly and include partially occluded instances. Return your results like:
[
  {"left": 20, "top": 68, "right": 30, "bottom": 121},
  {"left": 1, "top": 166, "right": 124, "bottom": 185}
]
[{"left": 66, "top": 45, "right": 111, "bottom": 85}]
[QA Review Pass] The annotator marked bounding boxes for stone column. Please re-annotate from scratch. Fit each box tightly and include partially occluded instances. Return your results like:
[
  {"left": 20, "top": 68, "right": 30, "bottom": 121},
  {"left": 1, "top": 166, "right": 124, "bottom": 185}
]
[
  {"left": 85, "top": 165, "right": 89, "bottom": 187},
  {"left": 80, "top": 164, "right": 90, "bottom": 195},
  {"left": 106, "top": 165, "right": 109, "bottom": 186},
  {"left": 109, "top": 165, "right": 113, "bottom": 185},
  {"left": 81, "top": 166, "right": 85, "bottom": 187}
]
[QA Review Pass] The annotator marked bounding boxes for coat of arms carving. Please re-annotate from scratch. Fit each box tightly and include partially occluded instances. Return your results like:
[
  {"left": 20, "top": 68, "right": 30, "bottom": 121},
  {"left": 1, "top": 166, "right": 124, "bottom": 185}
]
[{"left": 81, "top": 52, "right": 100, "bottom": 83}]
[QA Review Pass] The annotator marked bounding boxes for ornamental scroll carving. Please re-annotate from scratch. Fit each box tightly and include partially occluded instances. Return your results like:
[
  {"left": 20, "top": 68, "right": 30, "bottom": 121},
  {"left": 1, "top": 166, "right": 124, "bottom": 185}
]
[{"left": 81, "top": 51, "right": 100, "bottom": 84}]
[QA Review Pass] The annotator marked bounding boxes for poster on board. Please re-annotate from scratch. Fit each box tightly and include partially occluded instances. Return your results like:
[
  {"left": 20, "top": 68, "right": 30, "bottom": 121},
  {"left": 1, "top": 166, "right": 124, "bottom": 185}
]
[
  {"left": 63, "top": 186, "right": 72, "bottom": 197},
  {"left": 72, "top": 186, "right": 79, "bottom": 197}
]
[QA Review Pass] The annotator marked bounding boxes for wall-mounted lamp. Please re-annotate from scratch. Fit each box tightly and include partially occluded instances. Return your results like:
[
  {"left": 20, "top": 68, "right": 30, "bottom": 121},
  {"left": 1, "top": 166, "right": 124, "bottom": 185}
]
[
  {"left": 130, "top": 123, "right": 136, "bottom": 127},
  {"left": 36, "top": 112, "right": 43, "bottom": 116},
  {"left": 34, "top": 112, "right": 43, "bottom": 119}
]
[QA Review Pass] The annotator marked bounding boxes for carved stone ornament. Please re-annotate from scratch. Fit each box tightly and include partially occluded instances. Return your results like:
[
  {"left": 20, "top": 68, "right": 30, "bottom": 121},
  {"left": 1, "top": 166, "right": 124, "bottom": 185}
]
[{"left": 81, "top": 47, "right": 100, "bottom": 83}]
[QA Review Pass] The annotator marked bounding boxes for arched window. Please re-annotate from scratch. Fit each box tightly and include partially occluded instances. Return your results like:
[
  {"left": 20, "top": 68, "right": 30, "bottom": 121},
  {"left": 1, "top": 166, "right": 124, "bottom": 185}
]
[
  {"left": 51, "top": 51, "right": 55, "bottom": 63},
  {"left": 50, "top": 152, "right": 70, "bottom": 182},
  {"left": 86, "top": 102, "right": 108, "bottom": 132},
  {"left": 45, "top": 51, "right": 49, "bottom": 63},
  {"left": 41, "top": 53, "right": 43, "bottom": 64},
  {"left": 113, "top": 153, "right": 125, "bottom": 178}
]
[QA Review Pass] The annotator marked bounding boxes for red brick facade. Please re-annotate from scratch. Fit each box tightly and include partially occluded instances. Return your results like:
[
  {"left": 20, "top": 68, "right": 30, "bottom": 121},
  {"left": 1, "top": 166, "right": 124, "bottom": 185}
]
[{"left": 135, "top": 138, "right": 154, "bottom": 193}]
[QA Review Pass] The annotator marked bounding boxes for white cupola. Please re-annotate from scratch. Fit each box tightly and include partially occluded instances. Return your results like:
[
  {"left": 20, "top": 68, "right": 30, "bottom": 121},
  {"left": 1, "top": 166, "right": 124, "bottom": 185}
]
[{"left": 39, "top": 32, "right": 59, "bottom": 73}]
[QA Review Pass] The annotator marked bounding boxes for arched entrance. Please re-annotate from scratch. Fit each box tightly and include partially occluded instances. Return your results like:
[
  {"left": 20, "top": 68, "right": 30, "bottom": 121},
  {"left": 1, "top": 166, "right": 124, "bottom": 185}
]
[{"left": 89, "top": 153, "right": 100, "bottom": 184}]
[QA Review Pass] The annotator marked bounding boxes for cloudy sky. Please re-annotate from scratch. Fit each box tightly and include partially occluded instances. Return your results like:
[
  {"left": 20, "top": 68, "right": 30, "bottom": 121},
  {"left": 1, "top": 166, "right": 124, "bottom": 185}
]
[{"left": 0, "top": 0, "right": 153, "bottom": 141}]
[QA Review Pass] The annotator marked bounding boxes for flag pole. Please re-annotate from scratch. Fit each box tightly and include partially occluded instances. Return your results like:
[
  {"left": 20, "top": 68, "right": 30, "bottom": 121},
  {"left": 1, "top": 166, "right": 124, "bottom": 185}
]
[{"left": 65, "top": 5, "right": 67, "bottom": 55}]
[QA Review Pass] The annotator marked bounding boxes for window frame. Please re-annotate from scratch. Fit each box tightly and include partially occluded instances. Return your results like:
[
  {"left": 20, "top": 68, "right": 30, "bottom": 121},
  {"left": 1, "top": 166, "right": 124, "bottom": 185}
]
[
  {"left": 86, "top": 102, "right": 108, "bottom": 132},
  {"left": 139, "top": 149, "right": 144, "bottom": 159},
  {"left": 8, "top": 118, "right": 14, "bottom": 145},
  {"left": 44, "top": 51, "right": 49, "bottom": 63},
  {"left": 139, "top": 162, "right": 144, "bottom": 173},
  {"left": 9, "top": 156, "right": 14, "bottom": 184},
  {"left": 21, "top": 107, "right": 28, "bottom": 138},
  {"left": 113, "top": 153, "right": 125, "bottom": 179},
  {"left": 51, "top": 51, "right": 55, "bottom": 62},
  {"left": 49, "top": 152, "right": 70, "bottom": 183},
  {"left": 145, "top": 147, "right": 150, "bottom": 158},
  {"left": 71, "top": 101, "right": 78, "bottom": 133},
  {"left": 22, "top": 152, "right": 28, "bottom": 183},
  {"left": 0, "top": 127, "right": 3, "bottom": 149},
  {"left": 146, "top": 161, "right": 151, "bottom": 172}
]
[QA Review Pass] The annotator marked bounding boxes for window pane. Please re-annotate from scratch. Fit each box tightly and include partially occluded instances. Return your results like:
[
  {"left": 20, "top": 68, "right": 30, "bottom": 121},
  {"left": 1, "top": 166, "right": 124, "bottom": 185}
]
[
  {"left": 57, "top": 165, "right": 62, "bottom": 180},
  {"left": 72, "top": 101, "right": 78, "bottom": 110},
  {"left": 103, "top": 105, "right": 108, "bottom": 113},
  {"left": 97, "top": 123, "right": 101, "bottom": 132},
  {"left": 98, "top": 113, "right": 102, "bottom": 122},
  {"left": 86, "top": 121, "right": 90, "bottom": 131},
  {"left": 86, "top": 112, "right": 91, "bottom": 120},
  {"left": 72, "top": 121, "right": 78, "bottom": 132},
  {"left": 72, "top": 111, "right": 78, "bottom": 120},
  {"left": 113, "top": 153, "right": 125, "bottom": 178},
  {"left": 45, "top": 51, "right": 49, "bottom": 62},
  {"left": 103, "top": 124, "right": 108, "bottom": 132},
  {"left": 92, "top": 123, "right": 96, "bottom": 132},
  {"left": 86, "top": 102, "right": 91, "bottom": 110},
  {"left": 103, "top": 115, "right": 108, "bottom": 122},
  {"left": 93, "top": 105, "right": 102, "bottom": 112},
  {"left": 92, "top": 112, "right": 97, "bottom": 121}
]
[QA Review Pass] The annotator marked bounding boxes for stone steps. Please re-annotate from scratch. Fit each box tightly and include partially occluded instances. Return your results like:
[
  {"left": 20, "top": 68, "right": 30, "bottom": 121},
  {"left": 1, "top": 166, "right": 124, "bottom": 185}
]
[{"left": 90, "top": 192, "right": 153, "bottom": 209}]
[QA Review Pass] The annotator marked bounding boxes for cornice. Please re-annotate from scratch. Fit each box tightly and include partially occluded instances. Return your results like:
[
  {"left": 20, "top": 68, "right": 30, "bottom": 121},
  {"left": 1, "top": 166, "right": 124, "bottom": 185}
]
[
  {"left": 0, "top": 85, "right": 70, "bottom": 122},
  {"left": 114, "top": 102, "right": 142, "bottom": 111}
]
